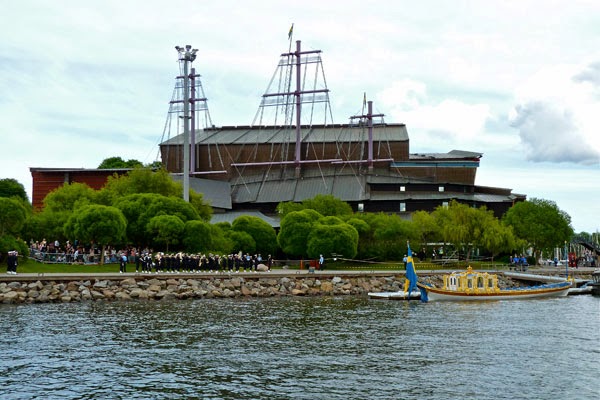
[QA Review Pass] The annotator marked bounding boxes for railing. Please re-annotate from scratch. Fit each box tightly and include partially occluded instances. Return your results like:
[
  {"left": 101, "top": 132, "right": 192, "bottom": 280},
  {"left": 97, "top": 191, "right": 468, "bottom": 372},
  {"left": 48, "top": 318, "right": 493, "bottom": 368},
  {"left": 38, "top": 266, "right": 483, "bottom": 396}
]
[{"left": 28, "top": 249, "right": 120, "bottom": 264}]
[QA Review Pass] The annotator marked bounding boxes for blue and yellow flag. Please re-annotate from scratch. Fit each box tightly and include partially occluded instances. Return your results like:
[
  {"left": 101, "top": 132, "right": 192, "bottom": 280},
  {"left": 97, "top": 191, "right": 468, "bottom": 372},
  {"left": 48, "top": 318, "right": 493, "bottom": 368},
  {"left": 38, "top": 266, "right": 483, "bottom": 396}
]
[
  {"left": 405, "top": 243, "right": 418, "bottom": 294},
  {"left": 288, "top": 23, "right": 294, "bottom": 40}
]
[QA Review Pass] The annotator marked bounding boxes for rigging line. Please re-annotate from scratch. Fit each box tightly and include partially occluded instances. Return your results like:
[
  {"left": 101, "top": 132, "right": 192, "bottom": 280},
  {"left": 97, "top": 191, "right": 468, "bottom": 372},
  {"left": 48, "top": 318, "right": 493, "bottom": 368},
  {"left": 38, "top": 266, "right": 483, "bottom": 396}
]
[
  {"left": 318, "top": 55, "right": 334, "bottom": 125},
  {"left": 252, "top": 64, "right": 280, "bottom": 126}
]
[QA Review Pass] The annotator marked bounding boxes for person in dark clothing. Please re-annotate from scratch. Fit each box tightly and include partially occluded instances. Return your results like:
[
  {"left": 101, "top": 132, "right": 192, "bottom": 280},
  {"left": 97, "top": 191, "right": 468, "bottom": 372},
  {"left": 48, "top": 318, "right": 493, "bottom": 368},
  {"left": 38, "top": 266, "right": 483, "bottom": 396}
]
[{"left": 6, "top": 251, "right": 18, "bottom": 274}]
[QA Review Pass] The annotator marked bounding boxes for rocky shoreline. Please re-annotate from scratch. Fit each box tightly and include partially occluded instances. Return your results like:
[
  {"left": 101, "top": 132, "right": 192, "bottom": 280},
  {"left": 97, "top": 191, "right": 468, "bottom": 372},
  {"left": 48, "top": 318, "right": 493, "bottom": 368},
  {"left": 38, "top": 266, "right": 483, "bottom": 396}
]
[{"left": 0, "top": 273, "right": 538, "bottom": 304}]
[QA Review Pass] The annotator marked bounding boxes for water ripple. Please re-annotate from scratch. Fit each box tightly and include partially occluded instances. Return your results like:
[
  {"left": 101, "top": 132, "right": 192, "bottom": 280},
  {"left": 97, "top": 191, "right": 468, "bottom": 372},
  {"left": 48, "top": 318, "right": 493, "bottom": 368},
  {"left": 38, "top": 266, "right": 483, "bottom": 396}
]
[{"left": 0, "top": 296, "right": 598, "bottom": 399}]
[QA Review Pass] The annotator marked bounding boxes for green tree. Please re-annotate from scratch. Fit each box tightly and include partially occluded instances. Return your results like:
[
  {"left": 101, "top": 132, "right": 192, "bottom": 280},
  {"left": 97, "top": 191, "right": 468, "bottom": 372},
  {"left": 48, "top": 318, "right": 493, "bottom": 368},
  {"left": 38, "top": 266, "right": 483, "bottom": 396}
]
[
  {"left": 113, "top": 193, "right": 200, "bottom": 246},
  {"left": 231, "top": 216, "right": 277, "bottom": 256},
  {"left": 147, "top": 215, "right": 185, "bottom": 252},
  {"left": 277, "top": 209, "right": 323, "bottom": 257},
  {"left": 183, "top": 220, "right": 213, "bottom": 253},
  {"left": 480, "top": 221, "right": 519, "bottom": 262},
  {"left": 64, "top": 205, "right": 127, "bottom": 264},
  {"left": 98, "top": 168, "right": 212, "bottom": 220},
  {"left": 0, "top": 178, "right": 28, "bottom": 202},
  {"left": 209, "top": 224, "right": 234, "bottom": 254},
  {"left": 98, "top": 156, "right": 143, "bottom": 169},
  {"left": 433, "top": 201, "right": 513, "bottom": 262},
  {"left": 503, "top": 198, "right": 574, "bottom": 261},
  {"left": 0, "top": 197, "right": 27, "bottom": 236},
  {"left": 43, "top": 183, "right": 97, "bottom": 213},
  {"left": 302, "top": 194, "right": 353, "bottom": 217},
  {"left": 371, "top": 213, "right": 418, "bottom": 260},
  {"left": 23, "top": 210, "right": 70, "bottom": 245},
  {"left": 306, "top": 220, "right": 359, "bottom": 259},
  {"left": 227, "top": 230, "right": 256, "bottom": 254},
  {"left": 411, "top": 210, "right": 441, "bottom": 245},
  {"left": 0, "top": 235, "right": 28, "bottom": 260}
]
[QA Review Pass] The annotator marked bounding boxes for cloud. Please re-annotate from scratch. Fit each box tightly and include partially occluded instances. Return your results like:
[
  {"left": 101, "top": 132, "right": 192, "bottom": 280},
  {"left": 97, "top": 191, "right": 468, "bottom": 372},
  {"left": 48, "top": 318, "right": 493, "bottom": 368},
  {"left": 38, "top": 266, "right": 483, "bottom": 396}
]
[
  {"left": 510, "top": 101, "right": 599, "bottom": 164},
  {"left": 573, "top": 62, "right": 600, "bottom": 86},
  {"left": 376, "top": 79, "right": 491, "bottom": 149},
  {"left": 510, "top": 62, "right": 600, "bottom": 165}
]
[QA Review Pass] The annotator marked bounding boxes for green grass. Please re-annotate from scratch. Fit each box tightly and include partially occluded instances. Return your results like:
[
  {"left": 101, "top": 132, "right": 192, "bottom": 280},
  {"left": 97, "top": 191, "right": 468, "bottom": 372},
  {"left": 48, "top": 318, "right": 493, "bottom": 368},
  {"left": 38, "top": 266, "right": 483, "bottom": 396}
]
[
  {"left": 7, "top": 257, "right": 507, "bottom": 274},
  {"left": 6, "top": 258, "right": 121, "bottom": 274}
]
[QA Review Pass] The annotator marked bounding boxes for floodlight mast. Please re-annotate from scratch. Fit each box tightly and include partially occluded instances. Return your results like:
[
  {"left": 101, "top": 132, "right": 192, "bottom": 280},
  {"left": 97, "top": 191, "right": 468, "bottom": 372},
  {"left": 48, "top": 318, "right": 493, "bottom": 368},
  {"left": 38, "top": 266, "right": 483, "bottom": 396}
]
[{"left": 175, "top": 45, "right": 198, "bottom": 202}]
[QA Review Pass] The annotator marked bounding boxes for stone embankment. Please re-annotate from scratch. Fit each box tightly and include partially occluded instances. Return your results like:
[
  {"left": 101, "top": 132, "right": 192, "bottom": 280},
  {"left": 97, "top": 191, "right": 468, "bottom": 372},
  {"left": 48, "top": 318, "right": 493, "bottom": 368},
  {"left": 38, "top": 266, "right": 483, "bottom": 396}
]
[{"left": 0, "top": 275, "right": 412, "bottom": 304}]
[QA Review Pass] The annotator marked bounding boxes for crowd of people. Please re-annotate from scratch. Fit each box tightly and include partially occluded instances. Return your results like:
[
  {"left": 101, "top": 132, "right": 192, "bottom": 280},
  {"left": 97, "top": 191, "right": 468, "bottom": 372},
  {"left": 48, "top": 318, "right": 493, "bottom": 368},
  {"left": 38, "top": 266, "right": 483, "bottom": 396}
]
[
  {"left": 27, "top": 239, "right": 275, "bottom": 274},
  {"left": 121, "top": 250, "right": 274, "bottom": 274}
]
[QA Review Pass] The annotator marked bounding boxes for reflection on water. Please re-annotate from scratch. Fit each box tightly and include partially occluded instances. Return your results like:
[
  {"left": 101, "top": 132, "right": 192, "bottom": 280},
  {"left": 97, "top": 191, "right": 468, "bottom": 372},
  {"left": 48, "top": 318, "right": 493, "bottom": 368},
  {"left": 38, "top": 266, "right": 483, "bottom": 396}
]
[{"left": 0, "top": 296, "right": 598, "bottom": 399}]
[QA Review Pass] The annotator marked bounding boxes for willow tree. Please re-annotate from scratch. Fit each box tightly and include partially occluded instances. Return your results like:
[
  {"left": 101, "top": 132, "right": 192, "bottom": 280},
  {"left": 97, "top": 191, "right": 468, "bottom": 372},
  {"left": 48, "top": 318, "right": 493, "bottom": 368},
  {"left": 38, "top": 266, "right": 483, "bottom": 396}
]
[{"left": 433, "top": 201, "right": 507, "bottom": 262}]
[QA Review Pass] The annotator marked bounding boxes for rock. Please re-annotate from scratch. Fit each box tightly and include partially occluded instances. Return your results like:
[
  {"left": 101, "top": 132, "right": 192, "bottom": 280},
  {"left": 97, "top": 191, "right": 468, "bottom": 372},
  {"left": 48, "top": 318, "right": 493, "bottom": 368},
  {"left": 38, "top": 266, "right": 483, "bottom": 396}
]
[
  {"left": 121, "top": 278, "right": 137, "bottom": 287},
  {"left": 93, "top": 280, "right": 108, "bottom": 289},
  {"left": 115, "top": 292, "right": 132, "bottom": 301},
  {"left": 8, "top": 282, "right": 21, "bottom": 289},
  {"left": 241, "top": 285, "right": 252, "bottom": 296},
  {"left": 154, "top": 290, "right": 170, "bottom": 299},
  {"left": 257, "top": 264, "right": 269, "bottom": 271},
  {"left": 332, "top": 276, "right": 342, "bottom": 284},
  {"left": 320, "top": 281, "right": 334, "bottom": 292},
  {"left": 148, "top": 285, "right": 162, "bottom": 292},
  {"left": 3, "top": 291, "right": 18, "bottom": 303},
  {"left": 291, "top": 288, "right": 306, "bottom": 296},
  {"left": 61, "top": 296, "right": 72, "bottom": 302},
  {"left": 102, "top": 290, "right": 115, "bottom": 299},
  {"left": 91, "top": 290, "right": 105, "bottom": 299}
]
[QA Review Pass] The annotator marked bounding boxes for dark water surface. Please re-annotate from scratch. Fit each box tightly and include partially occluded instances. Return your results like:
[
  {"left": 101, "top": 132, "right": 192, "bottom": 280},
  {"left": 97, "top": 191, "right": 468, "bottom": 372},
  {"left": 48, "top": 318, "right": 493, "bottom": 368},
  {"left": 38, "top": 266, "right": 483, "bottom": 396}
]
[{"left": 0, "top": 295, "right": 598, "bottom": 399}]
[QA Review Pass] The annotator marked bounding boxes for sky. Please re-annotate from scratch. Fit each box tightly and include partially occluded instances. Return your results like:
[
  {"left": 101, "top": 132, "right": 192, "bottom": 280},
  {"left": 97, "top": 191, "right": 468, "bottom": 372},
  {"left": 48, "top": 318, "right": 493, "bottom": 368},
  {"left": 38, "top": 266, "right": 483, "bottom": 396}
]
[{"left": 1, "top": 0, "right": 599, "bottom": 233}]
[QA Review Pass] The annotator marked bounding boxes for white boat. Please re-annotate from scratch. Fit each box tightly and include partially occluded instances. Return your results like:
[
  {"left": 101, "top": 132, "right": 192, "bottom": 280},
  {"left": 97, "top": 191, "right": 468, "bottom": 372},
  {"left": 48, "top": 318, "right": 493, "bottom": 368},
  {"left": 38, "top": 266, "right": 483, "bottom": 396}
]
[
  {"left": 368, "top": 290, "right": 421, "bottom": 300},
  {"left": 567, "top": 283, "right": 593, "bottom": 296}
]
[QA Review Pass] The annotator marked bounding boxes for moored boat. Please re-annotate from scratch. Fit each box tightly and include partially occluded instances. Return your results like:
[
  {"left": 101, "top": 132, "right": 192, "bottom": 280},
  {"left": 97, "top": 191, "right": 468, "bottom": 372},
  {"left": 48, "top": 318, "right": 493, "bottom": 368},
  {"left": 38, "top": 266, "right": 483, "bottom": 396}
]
[
  {"left": 417, "top": 266, "right": 571, "bottom": 302},
  {"left": 589, "top": 271, "right": 600, "bottom": 296},
  {"left": 368, "top": 290, "right": 421, "bottom": 300}
]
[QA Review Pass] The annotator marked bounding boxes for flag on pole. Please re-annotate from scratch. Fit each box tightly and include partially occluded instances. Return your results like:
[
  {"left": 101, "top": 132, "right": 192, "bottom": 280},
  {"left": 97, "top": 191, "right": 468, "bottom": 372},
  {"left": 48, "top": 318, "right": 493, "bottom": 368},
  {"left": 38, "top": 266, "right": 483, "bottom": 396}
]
[
  {"left": 405, "top": 243, "right": 418, "bottom": 294},
  {"left": 288, "top": 23, "right": 294, "bottom": 40}
]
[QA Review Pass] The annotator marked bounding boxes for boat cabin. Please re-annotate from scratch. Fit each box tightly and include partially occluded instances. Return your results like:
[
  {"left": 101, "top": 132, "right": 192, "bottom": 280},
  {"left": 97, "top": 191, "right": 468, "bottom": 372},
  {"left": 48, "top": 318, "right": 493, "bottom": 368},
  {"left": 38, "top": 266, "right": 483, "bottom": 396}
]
[{"left": 442, "top": 267, "right": 500, "bottom": 294}]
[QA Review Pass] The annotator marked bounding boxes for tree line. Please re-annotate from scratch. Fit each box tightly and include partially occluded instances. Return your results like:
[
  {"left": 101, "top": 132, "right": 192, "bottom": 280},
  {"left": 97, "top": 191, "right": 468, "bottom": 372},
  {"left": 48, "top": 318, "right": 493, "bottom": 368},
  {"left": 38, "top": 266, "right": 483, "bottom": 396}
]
[{"left": 0, "top": 169, "right": 576, "bottom": 265}]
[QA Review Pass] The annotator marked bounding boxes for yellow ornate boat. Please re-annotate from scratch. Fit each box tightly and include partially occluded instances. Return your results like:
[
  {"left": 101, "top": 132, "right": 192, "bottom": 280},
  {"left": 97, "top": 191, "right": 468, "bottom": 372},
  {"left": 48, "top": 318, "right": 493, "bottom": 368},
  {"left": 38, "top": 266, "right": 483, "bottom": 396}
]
[{"left": 417, "top": 266, "right": 571, "bottom": 302}]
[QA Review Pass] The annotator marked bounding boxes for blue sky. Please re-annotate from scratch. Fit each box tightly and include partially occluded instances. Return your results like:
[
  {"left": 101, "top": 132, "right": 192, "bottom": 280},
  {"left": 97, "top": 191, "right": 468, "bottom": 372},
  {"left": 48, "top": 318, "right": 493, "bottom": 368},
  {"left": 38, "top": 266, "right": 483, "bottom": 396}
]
[{"left": 1, "top": 0, "right": 598, "bottom": 232}]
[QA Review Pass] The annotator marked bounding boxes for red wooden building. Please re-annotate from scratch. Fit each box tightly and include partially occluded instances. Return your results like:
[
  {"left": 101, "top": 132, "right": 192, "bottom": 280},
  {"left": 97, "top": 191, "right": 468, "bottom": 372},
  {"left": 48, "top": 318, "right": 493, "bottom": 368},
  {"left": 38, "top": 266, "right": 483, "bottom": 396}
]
[{"left": 29, "top": 168, "right": 131, "bottom": 209}]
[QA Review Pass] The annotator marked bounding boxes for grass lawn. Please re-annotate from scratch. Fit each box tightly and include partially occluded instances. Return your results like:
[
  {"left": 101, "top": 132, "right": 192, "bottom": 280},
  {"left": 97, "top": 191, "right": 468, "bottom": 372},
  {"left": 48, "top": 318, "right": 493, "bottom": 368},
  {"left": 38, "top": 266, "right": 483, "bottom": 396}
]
[{"left": 6, "top": 258, "right": 122, "bottom": 274}]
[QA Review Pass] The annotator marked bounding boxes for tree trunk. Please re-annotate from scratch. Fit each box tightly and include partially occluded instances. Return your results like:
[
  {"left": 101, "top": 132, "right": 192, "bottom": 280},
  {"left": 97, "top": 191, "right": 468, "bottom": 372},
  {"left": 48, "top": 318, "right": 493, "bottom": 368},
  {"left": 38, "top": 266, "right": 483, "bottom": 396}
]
[{"left": 100, "top": 244, "right": 105, "bottom": 265}]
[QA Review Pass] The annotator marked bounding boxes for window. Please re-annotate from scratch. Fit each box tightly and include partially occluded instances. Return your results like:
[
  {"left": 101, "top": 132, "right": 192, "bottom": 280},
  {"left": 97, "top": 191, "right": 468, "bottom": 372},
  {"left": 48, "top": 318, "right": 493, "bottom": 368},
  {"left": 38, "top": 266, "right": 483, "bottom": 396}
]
[
  {"left": 400, "top": 186, "right": 406, "bottom": 192},
  {"left": 357, "top": 203, "right": 364, "bottom": 212},
  {"left": 438, "top": 186, "right": 445, "bottom": 192},
  {"left": 442, "top": 201, "right": 449, "bottom": 208},
  {"left": 399, "top": 202, "right": 406, "bottom": 212}
]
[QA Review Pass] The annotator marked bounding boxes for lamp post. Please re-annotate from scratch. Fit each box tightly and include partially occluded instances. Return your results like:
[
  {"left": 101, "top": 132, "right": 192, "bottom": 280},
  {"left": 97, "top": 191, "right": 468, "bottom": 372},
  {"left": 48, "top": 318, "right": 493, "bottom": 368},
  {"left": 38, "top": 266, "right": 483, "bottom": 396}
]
[
  {"left": 175, "top": 45, "right": 198, "bottom": 202},
  {"left": 564, "top": 240, "right": 568, "bottom": 279}
]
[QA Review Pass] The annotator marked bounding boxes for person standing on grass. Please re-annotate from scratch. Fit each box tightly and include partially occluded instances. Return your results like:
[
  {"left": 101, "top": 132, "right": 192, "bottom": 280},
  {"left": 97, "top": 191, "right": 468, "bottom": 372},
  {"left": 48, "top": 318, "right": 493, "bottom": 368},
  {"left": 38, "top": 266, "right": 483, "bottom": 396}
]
[
  {"left": 119, "top": 252, "right": 127, "bottom": 274},
  {"left": 6, "top": 251, "right": 18, "bottom": 275}
]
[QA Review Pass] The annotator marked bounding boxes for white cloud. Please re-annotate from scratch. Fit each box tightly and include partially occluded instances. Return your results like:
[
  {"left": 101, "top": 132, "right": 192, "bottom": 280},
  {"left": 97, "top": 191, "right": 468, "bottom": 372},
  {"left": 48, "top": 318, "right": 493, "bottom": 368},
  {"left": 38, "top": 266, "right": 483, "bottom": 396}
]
[
  {"left": 510, "top": 63, "right": 600, "bottom": 165},
  {"left": 377, "top": 79, "right": 491, "bottom": 149}
]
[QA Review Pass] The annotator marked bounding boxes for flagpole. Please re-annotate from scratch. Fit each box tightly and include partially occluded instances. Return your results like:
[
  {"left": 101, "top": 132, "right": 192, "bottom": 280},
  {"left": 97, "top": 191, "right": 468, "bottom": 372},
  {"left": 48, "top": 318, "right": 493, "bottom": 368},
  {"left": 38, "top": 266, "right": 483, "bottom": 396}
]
[{"left": 288, "top": 23, "right": 294, "bottom": 53}]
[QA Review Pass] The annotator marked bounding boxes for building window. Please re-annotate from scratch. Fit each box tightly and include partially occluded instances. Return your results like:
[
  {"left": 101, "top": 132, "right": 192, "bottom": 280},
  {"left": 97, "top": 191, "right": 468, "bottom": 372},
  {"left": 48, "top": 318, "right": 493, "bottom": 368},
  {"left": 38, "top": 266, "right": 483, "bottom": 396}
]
[
  {"left": 400, "top": 186, "right": 406, "bottom": 192},
  {"left": 442, "top": 201, "right": 449, "bottom": 208},
  {"left": 358, "top": 203, "right": 364, "bottom": 212},
  {"left": 399, "top": 202, "right": 406, "bottom": 212},
  {"left": 439, "top": 186, "right": 445, "bottom": 192}
]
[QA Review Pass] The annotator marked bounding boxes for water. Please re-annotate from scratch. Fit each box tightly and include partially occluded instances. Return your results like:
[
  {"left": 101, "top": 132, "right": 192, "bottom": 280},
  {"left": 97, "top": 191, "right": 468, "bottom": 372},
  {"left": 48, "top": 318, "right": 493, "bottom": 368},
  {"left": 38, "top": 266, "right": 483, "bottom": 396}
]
[{"left": 0, "top": 296, "right": 598, "bottom": 399}]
